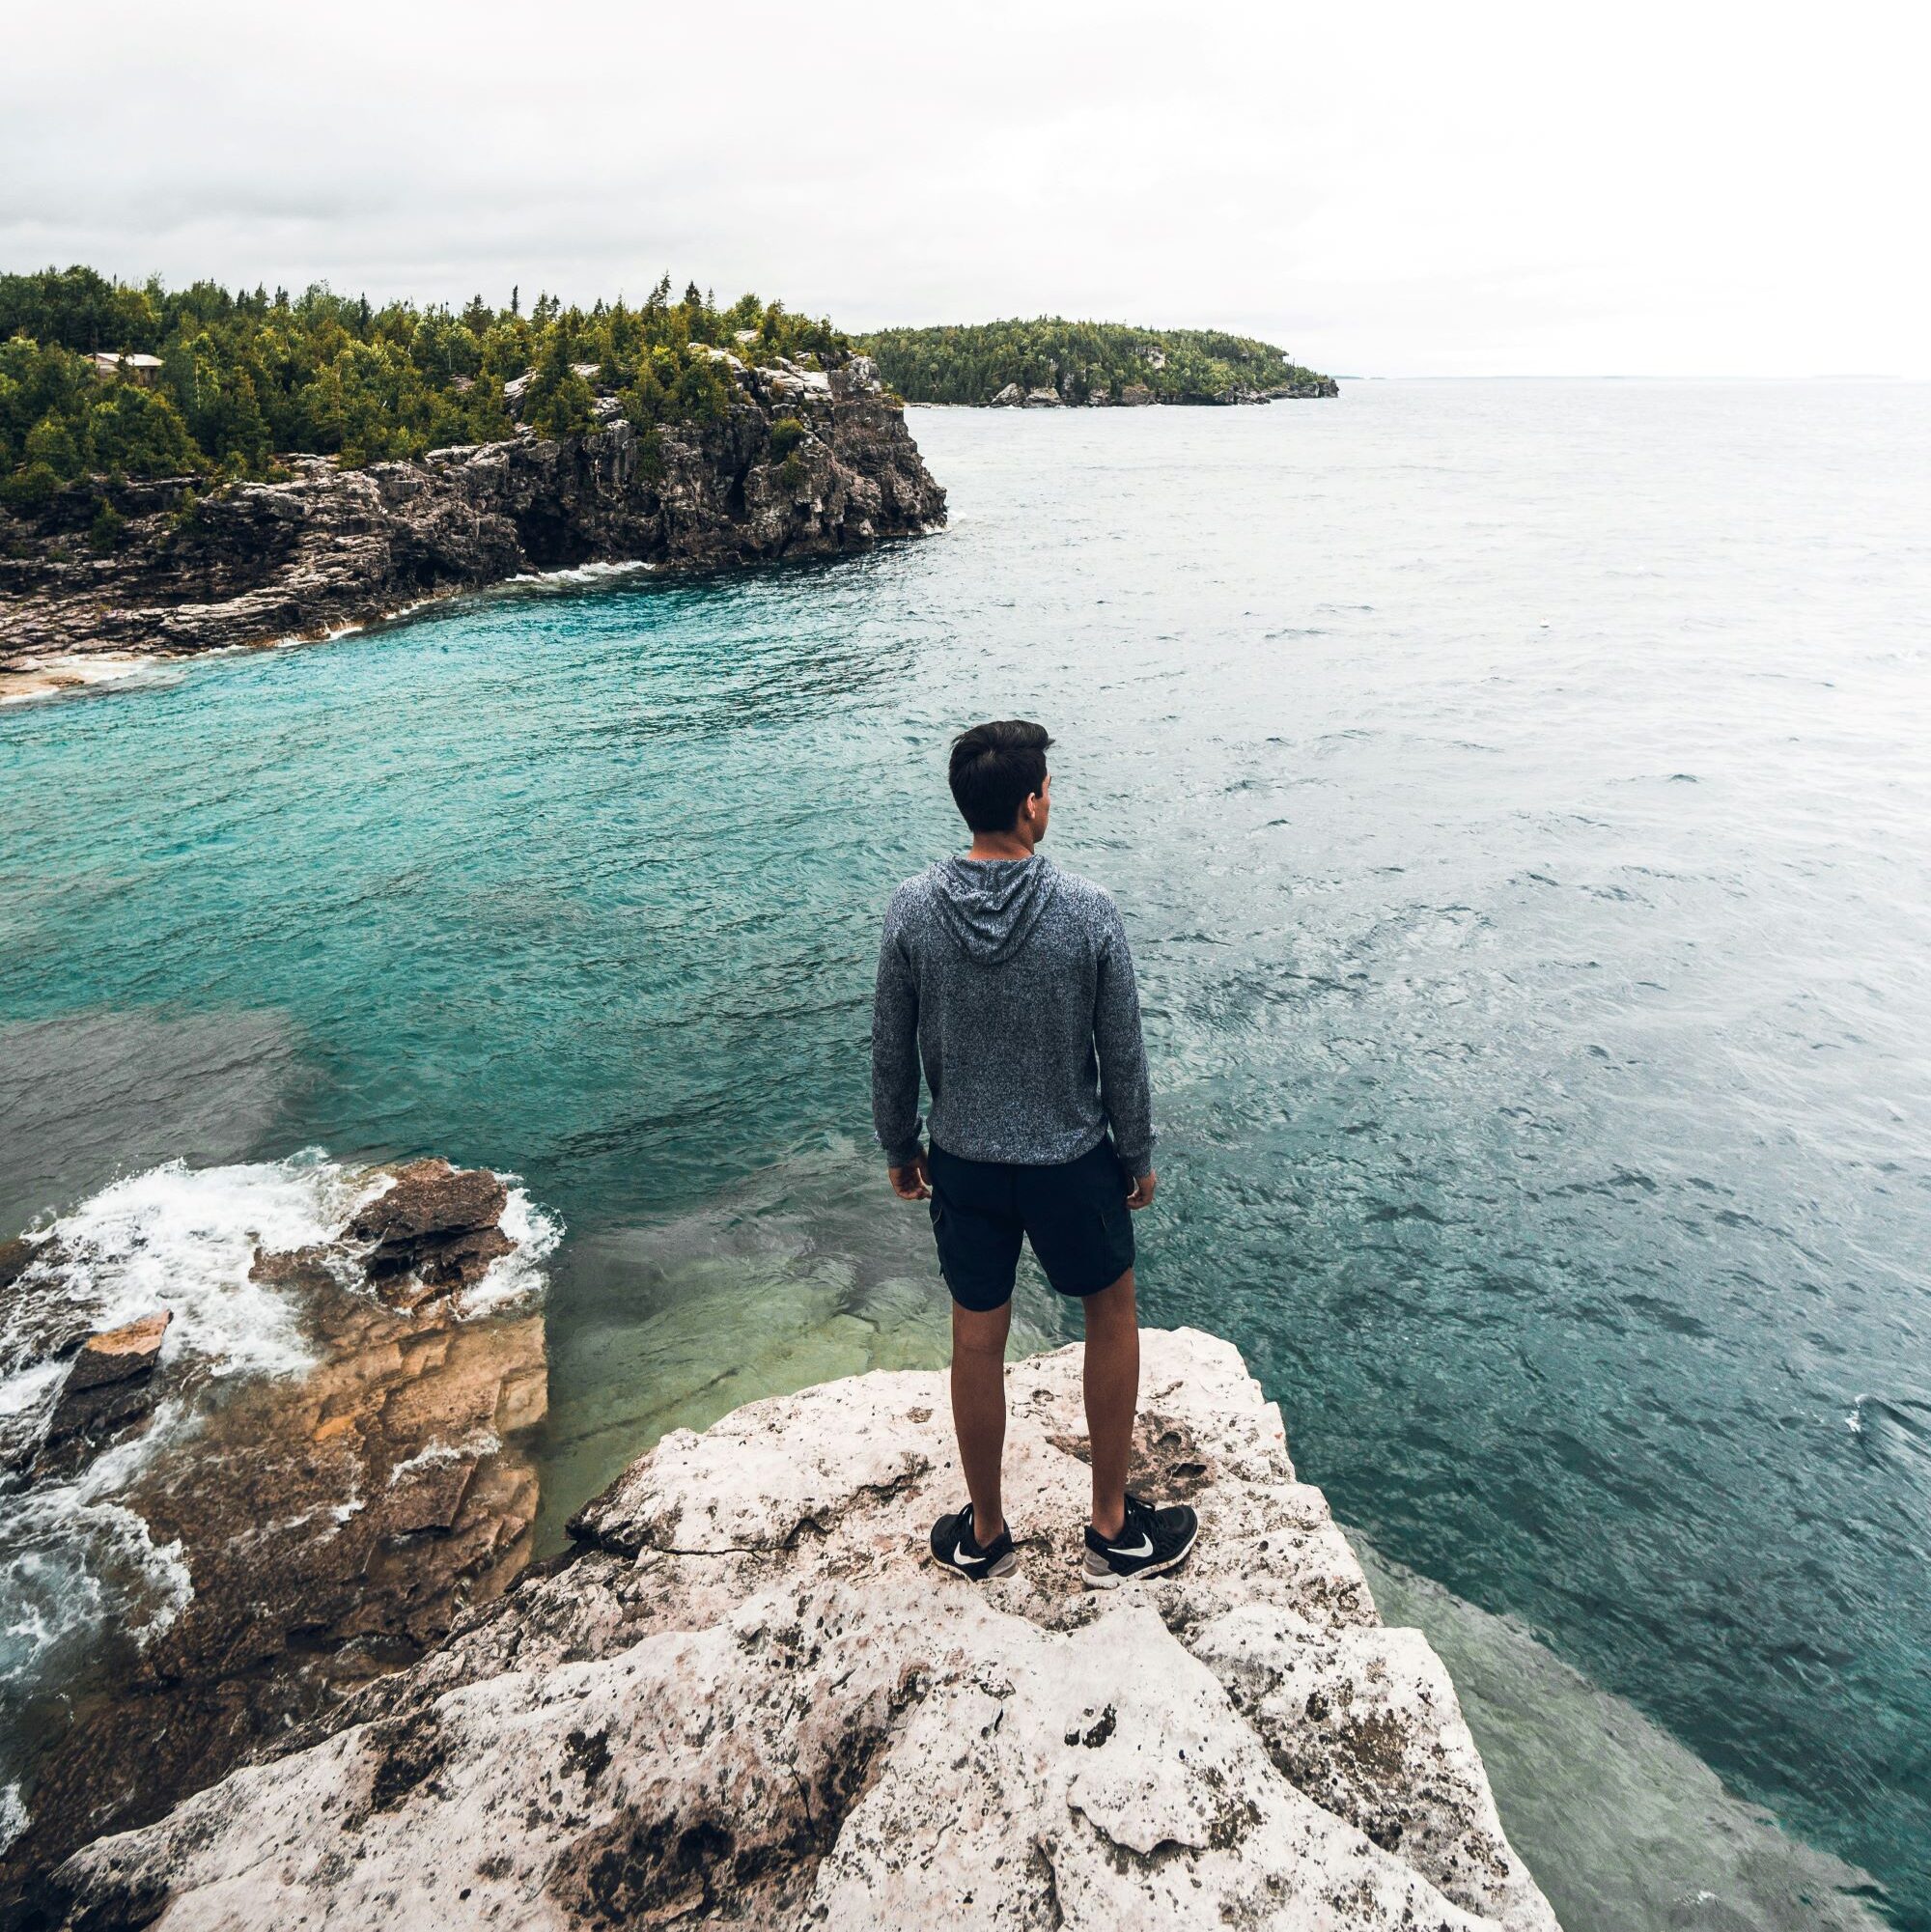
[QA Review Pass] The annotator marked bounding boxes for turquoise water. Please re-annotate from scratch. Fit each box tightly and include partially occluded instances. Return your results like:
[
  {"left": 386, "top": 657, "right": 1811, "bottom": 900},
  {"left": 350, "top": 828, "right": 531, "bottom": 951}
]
[{"left": 3, "top": 384, "right": 1928, "bottom": 1925}]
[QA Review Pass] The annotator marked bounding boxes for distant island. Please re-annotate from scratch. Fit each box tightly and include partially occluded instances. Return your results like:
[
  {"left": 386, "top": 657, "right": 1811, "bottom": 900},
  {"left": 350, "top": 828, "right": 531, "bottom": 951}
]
[
  {"left": 0, "top": 266, "right": 944, "bottom": 698},
  {"left": 859, "top": 319, "right": 1338, "bottom": 407}
]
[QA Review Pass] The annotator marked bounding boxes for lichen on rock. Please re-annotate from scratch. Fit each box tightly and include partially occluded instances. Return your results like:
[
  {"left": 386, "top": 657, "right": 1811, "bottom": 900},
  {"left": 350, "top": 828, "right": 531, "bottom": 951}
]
[{"left": 32, "top": 1329, "right": 1558, "bottom": 1929}]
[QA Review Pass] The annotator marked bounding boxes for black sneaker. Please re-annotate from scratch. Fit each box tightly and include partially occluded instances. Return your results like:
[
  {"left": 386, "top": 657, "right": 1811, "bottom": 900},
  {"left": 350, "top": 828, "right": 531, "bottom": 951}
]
[
  {"left": 1081, "top": 1492, "right": 1198, "bottom": 1588},
  {"left": 929, "top": 1501, "right": 1019, "bottom": 1581}
]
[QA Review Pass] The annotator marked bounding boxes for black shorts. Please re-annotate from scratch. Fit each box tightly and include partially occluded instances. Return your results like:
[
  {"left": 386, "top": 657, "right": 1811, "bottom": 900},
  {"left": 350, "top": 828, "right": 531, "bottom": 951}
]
[{"left": 928, "top": 1139, "right": 1136, "bottom": 1313}]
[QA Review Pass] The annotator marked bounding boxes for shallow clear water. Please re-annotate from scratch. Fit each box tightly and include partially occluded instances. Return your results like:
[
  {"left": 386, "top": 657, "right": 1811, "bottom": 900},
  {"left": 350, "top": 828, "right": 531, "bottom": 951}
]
[{"left": 3, "top": 384, "right": 1927, "bottom": 1925}]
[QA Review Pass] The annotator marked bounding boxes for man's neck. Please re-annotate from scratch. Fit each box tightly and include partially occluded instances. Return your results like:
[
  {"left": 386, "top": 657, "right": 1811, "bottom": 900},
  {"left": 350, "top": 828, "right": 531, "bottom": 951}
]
[{"left": 966, "top": 831, "right": 1036, "bottom": 862}]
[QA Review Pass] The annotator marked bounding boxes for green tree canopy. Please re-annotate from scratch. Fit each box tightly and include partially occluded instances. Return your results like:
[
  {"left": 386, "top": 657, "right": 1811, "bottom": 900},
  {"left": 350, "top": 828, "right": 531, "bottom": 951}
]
[
  {"left": 856, "top": 318, "right": 1332, "bottom": 406},
  {"left": 0, "top": 265, "right": 851, "bottom": 492}
]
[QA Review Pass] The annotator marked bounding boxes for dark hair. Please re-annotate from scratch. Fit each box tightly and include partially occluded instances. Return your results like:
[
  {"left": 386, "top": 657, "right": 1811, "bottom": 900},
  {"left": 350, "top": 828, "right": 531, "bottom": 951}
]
[{"left": 948, "top": 719, "right": 1053, "bottom": 832}]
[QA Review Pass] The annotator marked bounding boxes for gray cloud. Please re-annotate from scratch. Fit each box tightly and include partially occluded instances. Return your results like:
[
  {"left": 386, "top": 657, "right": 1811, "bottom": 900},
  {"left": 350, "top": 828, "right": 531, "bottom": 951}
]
[{"left": 4, "top": 0, "right": 1926, "bottom": 376}]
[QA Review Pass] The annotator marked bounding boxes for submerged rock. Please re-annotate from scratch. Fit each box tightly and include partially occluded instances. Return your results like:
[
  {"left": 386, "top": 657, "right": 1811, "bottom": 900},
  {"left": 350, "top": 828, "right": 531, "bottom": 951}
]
[
  {"left": 0, "top": 352, "right": 947, "bottom": 681},
  {"left": 33, "top": 1329, "right": 1559, "bottom": 1930}
]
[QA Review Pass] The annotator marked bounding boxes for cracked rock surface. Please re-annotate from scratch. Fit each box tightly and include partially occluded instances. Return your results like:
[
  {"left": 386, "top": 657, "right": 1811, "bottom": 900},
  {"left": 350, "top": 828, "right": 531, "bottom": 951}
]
[{"left": 33, "top": 1329, "right": 1558, "bottom": 1930}]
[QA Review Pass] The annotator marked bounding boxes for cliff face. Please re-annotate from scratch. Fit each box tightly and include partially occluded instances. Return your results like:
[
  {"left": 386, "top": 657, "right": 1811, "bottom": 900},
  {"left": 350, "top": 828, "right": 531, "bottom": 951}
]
[
  {"left": 31, "top": 1329, "right": 1559, "bottom": 1932},
  {"left": 0, "top": 354, "right": 945, "bottom": 683}
]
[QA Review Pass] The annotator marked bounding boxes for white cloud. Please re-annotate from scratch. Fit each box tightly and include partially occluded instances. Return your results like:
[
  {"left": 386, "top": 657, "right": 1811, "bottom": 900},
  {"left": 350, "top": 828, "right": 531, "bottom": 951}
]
[{"left": 3, "top": 0, "right": 1924, "bottom": 376}]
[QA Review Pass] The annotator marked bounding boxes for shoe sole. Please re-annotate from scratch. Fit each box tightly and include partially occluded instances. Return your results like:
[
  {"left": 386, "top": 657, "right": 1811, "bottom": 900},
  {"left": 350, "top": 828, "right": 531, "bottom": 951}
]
[
  {"left": 1079, "top": 1526, "right": 1199, "bottom": 1590},
  {"left": 928, "top": 1548, "right": 1021, "bottom": 1582}
]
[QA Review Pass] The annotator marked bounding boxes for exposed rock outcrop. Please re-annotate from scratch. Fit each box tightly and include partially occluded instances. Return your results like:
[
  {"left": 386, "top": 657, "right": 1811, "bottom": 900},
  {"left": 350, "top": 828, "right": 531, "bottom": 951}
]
[
  {"left": 0, "top": 352, "right": 946, "bottom": 689},
  {"left": 0, "top": 1239, "right": 37, "bottom": 1293},
  {"left": 30, "top": 1330, "right": 1557, "bottom": 1930},
  {"left": 1269, "top": 370, "right": 1342, "bottom": 399},
  {"left": 348, "top": 1157, "right": 514, "bottom": 1305},
  {"left": 35, "top": 1310, "right": 172, "bottom": 1476},
  {"left": 55, "top": 1311, "right": 171, "bottom": 1392},
  {"left": 0, "top": 1161, "right": 549, "bottom": 1910}
]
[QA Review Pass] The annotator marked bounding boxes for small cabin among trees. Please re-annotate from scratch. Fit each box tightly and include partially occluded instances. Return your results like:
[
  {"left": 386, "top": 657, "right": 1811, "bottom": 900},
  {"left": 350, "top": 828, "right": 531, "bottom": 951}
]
[{"left": 89, "top": 351, "right": 164, "bottom": 386}]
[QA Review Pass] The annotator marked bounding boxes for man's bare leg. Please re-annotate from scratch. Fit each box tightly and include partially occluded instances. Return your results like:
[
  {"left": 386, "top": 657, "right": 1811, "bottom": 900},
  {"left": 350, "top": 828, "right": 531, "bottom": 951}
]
[
  {"left": 1081, "top": 1268, "right": 1139, "bottom": 1540},
  {"left": 951, "top": 1298, "right": 1013, "bottom": 1541}
]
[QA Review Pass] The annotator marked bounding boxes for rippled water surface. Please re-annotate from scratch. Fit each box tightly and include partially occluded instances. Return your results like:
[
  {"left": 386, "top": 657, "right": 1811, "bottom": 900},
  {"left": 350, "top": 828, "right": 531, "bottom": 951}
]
[{"left": 3, "top": 384, "right": 1928, "bottom": 1925}]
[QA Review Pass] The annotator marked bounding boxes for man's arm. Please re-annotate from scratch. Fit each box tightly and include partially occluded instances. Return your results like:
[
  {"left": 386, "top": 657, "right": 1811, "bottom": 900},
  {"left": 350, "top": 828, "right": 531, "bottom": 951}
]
[
  {"left": 870, "top": 900, "right": 928, "bottom": 1194},
  {"left": 1094, "top": 903, "right": 1156, "bottom": 1198}
]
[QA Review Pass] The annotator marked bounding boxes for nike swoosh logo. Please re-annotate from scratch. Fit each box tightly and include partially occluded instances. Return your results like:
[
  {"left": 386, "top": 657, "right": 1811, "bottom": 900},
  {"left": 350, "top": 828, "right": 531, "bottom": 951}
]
[
  {"left": 1107, "top": 1535, "right": 1154, "bottom": 1558},
  {"left": 953, "top": 1543, "right": 990, "bottom": 1568}
]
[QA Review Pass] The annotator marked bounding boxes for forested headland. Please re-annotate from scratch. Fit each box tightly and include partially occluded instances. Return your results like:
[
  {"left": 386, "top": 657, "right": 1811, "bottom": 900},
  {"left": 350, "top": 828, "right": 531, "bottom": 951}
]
[
  {"left": 0, "top": 266, "right": 849, "bottom": 505},
  {"left": 0, "top": 266, "right": 945, "bottom": 686},
  {"left": 857, "top": 319, "right": 1337, "bottom": 406}
]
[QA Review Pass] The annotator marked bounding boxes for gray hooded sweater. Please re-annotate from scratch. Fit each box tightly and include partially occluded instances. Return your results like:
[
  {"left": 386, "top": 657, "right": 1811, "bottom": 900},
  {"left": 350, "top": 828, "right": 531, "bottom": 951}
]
[{"left": 870, "top": 854, "right": 1156, "bottom": 1174}]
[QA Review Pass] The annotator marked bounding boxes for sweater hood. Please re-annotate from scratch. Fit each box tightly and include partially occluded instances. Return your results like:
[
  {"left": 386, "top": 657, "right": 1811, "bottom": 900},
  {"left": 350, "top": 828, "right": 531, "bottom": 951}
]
[{"left": 927, "top": 854, "right": 1058, "bottom": 966}]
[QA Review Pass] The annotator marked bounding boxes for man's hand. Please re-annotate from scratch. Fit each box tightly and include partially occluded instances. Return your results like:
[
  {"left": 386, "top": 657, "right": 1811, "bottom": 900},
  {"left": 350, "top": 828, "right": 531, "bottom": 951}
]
[
  {"left": 1126, "top": 1168, "right": 1158, "bottom": 1211},
  {"left": 889, "top": 1152, "right": 932, "bottom": 1201}
]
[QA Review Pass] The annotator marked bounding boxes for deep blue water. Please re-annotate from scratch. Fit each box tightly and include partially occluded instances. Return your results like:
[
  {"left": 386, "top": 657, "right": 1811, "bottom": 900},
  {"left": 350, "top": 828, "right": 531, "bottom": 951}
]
[{"left": 3, "top": 384, "right": 1927, "bottom": 1926}]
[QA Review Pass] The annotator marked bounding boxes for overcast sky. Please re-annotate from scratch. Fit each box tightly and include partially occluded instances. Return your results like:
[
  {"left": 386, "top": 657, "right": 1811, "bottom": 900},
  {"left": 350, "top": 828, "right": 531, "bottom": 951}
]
[{"left": 5, "top": 0, "right": 1924, "bottom": 377}]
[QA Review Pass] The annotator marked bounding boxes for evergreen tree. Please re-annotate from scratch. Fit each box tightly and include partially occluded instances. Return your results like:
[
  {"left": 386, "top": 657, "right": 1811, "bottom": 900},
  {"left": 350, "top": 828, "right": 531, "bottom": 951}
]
[
  {"left": 0, "top": 266, "right": 854, "bottom": 488},
  {"left": 857, "top": 318, "right": 1332, "bottom": 406}
]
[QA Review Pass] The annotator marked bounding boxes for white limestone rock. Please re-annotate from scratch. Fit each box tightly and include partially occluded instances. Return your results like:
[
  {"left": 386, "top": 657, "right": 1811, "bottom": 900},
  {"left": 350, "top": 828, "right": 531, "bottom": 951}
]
[{"left": 40, "top": 1329, "right": 1558, "bottom": 1931}]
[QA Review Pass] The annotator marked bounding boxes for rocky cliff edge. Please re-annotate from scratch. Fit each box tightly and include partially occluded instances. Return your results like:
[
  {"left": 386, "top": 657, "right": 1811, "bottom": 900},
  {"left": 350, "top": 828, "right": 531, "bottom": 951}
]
[
  {"left": 33, "top": 1329, "right": 1559, "bottom": 1931},
  {"left": 0, "top": 352, "right": 945, "bottom": 691}
]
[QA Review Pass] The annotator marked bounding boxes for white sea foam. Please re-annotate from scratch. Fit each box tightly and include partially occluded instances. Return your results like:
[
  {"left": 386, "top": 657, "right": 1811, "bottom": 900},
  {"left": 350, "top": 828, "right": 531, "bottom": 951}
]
[
  {"left": 1, "top": 1458, "right": 193, "bottom": 1694},
  {"left": 272, "top": 620, "right": 367, "bottom": 650},
  {"left": 506, "top": 558, "right": 655, "bottom": 588},
  {"left": 460, "top": 1183, "right": 562, "bottom": 1315},
  {"left": 0, "top": 1358, "right": 64, "bottom": 1421},
  {"left": 385, "top": 1430, "right": 500, "bottom": 1485},
  {"left": 0, "top": 1780, "right": 26, "bottom": 1854},
  {"left": 2, "top": 1153, "right": 554, "bottom": 1418},
  {"left": 3, "top": 1154, "right": 378, "bottom": 1397}
]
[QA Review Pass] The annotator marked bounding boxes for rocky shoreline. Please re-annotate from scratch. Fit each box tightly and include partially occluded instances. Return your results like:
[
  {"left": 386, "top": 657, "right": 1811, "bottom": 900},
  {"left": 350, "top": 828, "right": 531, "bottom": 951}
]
[
  {"left": 0, "top": 353, "right": 945, "bottom": 702},
  {"left": 21, "top": 1327, "right": 1559, "bottom": 1930},
  {"left": 0, "top": 1159, "right": 551, "bottom": 1915},
  {"left": 988, "top": 374, "right": 1339, "bottom": 407}
]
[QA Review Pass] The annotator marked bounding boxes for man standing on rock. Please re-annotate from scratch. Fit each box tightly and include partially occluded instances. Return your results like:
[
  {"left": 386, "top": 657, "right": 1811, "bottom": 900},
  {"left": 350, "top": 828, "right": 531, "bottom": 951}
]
[{"left": 872, "top": 719, "right": 1198, "bottom": 1588}]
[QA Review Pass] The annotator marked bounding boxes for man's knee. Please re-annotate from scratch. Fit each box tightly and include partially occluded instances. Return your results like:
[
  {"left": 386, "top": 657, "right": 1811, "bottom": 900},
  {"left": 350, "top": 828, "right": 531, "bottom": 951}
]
[
  {"left": 952, "top": 1302, "right": 1013, "bottom": 1359},
  {"left": 1081, "top": 1268, "right": 1136, "bottom": 1330}
]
